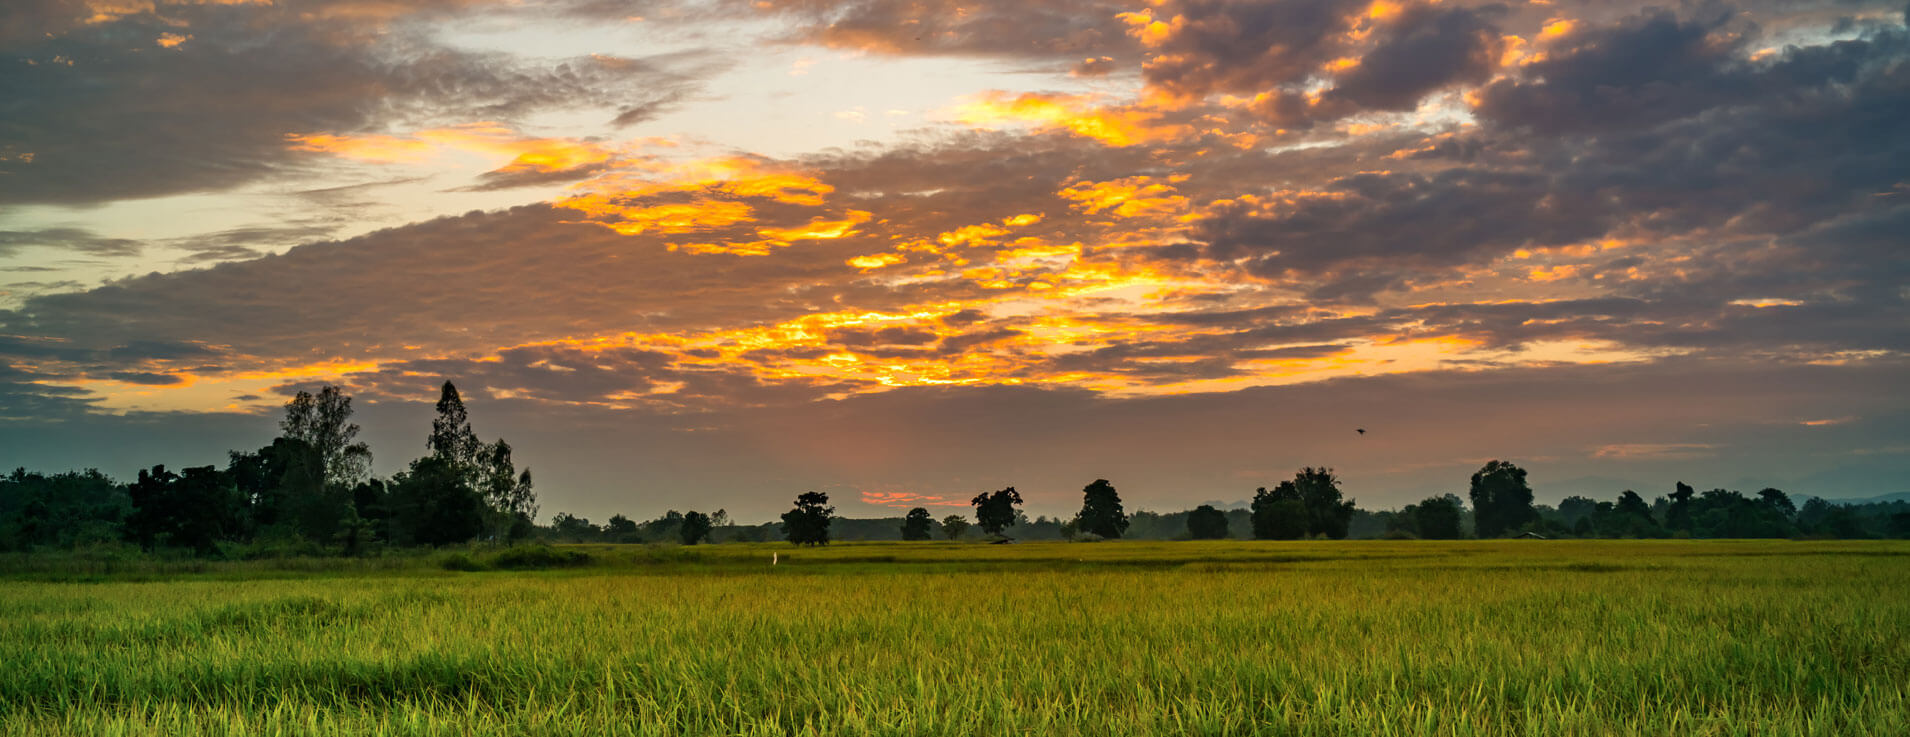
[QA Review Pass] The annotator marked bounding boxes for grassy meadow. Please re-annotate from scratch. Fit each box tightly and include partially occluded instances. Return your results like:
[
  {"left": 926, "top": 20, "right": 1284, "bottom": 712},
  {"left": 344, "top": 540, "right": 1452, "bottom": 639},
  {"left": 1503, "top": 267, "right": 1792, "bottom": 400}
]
[{"left": 3, "top": 540, "right": 1907, "bottom": 735}]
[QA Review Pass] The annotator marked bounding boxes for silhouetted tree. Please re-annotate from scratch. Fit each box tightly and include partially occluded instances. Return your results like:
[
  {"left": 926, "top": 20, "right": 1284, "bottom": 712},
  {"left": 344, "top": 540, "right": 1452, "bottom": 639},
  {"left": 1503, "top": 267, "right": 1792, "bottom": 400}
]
[
  {"left": 1292, "top": 467, "right": 1355, "bottom": 539},
  {"left": 1186, "top": 504, "right": 1229, "bottom": 539},
  {"left": 1665, "top": 482, "right": 1697, "bottom": 533},
  {"left": 124, "top": 465, "right": 241, "bottom": 555},
  {"left": 1758, "top": 488, "right": 1796, "bottom": 517},
  {"left": 782, "top": 491, "right": 833, "bottom": 545},
  {"left": 970, "top": 487, "right": 1023, "bottom": 537},
  {"left": 901, "top": 507, "right": 935, "bottom": 540},
  {"left": 940, "top": 514, "right": 970, "bottom": 540},
  {"left": 603, "top": 514, "right": 639, "bottom": 542},
  {"left": 343, "top": 479, "right": 388, "bottom": 553},
  {"left": 280, "top": 386, "right": 372, "bottom": 489},
  {"left": 1556, "top": 495, "right": 1598, "bottom": 530},
  {"left": 479, "top": 439, "right": 537, "bottom": 541},
  {"left": 1469, "top": 460, "right": 1537, "bottom": 538},
  {"left": 1073, "top": 479, "right": 1129, "bottom": 539},
  {"left": 428, "top": 381, "right": 484, "bottom": 479},
  {"left": 1889, "top": 512, "right": 1910, "bottom": 539},
  {"left": 226, "top": 437, "right": 319, "bottom": 534},
  {"left": 680, "top": 510, "right": 712, "bottom": 545},
  {"left": 387, "top": 456, "right": 486, "bottom": 546},
  {"left": 1409, "top": 495, "right": 1464, "bottom": 539},
  {"left": 1, "top": 468, "right": 129, "bottom": 551},
  {"left": 550, "top": 513, "right": 599, "bottom": 541},
  {"left": 1615, "top": 490, "right": 1655, "bottom": 522},
  {"left": 1251, "top": 483, "right": 1307, "bottom": 539}
]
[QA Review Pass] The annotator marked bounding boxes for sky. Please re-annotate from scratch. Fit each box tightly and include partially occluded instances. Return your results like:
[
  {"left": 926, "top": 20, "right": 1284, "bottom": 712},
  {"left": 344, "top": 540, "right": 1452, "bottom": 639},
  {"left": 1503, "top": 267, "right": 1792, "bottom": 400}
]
[{"left": 2, "top": 0, "right": 1907, "bottom": 523}]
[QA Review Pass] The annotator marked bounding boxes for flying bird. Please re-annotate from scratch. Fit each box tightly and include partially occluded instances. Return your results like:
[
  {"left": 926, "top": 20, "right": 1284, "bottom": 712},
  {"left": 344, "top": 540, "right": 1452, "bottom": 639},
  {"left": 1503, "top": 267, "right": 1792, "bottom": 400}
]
[{"left": 1356, "top": 428, "right": 1366, "bottom": 435}]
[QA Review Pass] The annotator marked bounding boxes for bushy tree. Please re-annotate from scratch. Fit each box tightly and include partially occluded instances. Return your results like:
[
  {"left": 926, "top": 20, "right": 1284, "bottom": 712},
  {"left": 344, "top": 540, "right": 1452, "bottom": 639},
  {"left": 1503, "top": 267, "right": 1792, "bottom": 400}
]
[
  {"left": 1250, "top": 483, "right": 1307, "bottom": 540},
  {"left": 280, "top": 386, "right": 372, "bottom": 488},
  {"left": 1186, "top": 504, "right": 1229, "bottom": 539},
  {"left": 1469, "top": 460, "right": 1536, "bottom": 538},
  {"left": 782, "top": 491, "right": 833, "bottom": 545},
  {"left": 1556, "top": 495, "right": 1598, "bottom": 531},
  {"left": 680, "top": 510, "right": 713, "bottom": 545},
  {"left": 1758, "top": 488, "right": 1796, "bottom": 517},
  {"left": 124, "top": 465, "right": 242, "bottom": 555},
  {"left": 971, "top": 487, "right": 1023, "bottom": 537},
  {"left": 1615, "top": 490, "right": 1655, "bottom": 521},
  {"left": 940, "top": 514, "right": 970, "bottom": 540},
  {"left": 901, "top": 507, "right": 935, "bottom": 540},
  {"left": 1293, "top": 467, "right": 1355, "bottom": 539},
  {"left": 1074, "top": 479, "right": 1129, "bottom": 539},
  {"left": 550, "top": 513, "right": 599, "bottom": 541},
  {"left": 1, "top": 468, "right": 129, "bottom": 552},
  {"left": 603, "top": 514, "right": 639, "bottom": 542},
  {"left": 387, "top": 456, "right": 486, "bottom": 546},
  {"left": 1407, "top": 495, "right": 1464, "bottom": 539},
  {"left": 226, "top": 437, "right": 318, "bottom": 534}
]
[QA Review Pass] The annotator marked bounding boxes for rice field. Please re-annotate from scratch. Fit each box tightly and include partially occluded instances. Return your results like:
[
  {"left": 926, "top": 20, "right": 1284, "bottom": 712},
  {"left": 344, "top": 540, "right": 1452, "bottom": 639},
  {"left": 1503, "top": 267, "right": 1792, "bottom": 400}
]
[{"left": 3, "top": 540, "right": 1907, "bottom": 736}]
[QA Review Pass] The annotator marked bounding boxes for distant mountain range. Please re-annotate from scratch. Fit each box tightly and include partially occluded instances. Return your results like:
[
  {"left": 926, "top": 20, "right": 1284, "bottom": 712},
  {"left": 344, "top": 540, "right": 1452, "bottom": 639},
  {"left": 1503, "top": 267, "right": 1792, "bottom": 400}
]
[{"left": 1790, "top": 491, "right": 1910, "bottom": 506}]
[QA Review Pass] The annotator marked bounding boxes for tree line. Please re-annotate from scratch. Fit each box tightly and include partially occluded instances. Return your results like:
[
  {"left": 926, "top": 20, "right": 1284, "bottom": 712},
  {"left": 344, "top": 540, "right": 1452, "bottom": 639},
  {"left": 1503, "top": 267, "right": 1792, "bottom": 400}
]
[
  {"left": 1, "top": 382, "right": 536, "bottom": 556},
  {"left": 4, "top": 384, "right": 1908, "bottom": 554},
  {"left": 543, "top": 466, "right": 1910, "bottom": 547}
]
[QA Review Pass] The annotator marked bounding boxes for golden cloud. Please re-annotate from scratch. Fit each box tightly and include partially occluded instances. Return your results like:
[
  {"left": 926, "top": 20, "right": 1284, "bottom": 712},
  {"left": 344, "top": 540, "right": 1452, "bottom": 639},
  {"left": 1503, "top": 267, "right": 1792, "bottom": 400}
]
[{"left": 953, "top": 91, "right": 1193, "bottom": 147}]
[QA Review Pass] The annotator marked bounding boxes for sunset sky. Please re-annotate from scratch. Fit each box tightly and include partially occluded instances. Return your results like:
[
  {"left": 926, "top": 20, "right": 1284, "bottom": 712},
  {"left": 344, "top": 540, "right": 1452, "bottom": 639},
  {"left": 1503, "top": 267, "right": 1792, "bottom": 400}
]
[{"left": 2, "top": 0, "right": 1906, "bottom": 522}]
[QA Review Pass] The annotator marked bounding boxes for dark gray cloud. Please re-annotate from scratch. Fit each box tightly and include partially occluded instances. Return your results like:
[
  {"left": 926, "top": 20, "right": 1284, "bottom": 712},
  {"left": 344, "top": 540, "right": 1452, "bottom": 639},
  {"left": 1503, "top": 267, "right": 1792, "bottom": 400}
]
[
  {"left": 1194, "top": 168, "right": 1606, "bottom": 275},
  {"left": 1317, "top": 4, "right": 1502, "bottom": 113},
  {"left": 1138, "top": 0, "right": 1361, "bottom": 98},
  {"left": 0, "top": 3, "right": 715, "bottom": 206},
  {"left": 1473, "top": 12, "right": 1751, "bottom": 135},
  {"left": 0, "top": 228, "right": 142, "bottom": 258},
  {"left": 107, "top": 371, "right": 186, "bottom": 386},
  {"left": 741, "top": 0, "right": 1137, "bottom": 62},
  {"left": 0, "top": 360, "right": 97, "bottom": 421}
]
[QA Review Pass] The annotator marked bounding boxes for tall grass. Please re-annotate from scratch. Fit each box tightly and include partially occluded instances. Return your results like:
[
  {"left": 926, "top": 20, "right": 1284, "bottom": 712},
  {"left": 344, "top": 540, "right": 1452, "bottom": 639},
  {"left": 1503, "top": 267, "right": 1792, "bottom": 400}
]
[{"left": 2, "top": 540, "right": 1905, "bottom": 735}]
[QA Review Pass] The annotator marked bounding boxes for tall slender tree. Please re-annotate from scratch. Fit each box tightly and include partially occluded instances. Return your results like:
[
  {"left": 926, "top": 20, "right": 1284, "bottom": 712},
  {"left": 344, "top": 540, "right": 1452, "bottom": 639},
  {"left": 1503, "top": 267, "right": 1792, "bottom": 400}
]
[
  {"left": 423, "top": 381, "right": 537, "bottom": 540},
  {"left": 479, "top": 439, "right": 537, "bottom": 540},
  {"left": 428, "top": 381, "right": 483, "bottom": 480}
]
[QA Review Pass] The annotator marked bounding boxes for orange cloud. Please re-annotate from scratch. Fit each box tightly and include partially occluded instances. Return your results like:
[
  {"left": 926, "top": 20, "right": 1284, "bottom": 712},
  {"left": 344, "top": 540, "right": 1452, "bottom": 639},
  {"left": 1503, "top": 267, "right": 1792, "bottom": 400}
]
[
  {"left": 758, "top": 210, "right": 872, "bottom": 241},
  {"left": 848, "top": 252, "right": 908, "bottom": 270},
  {"left": 560, "top": 157, "right": 842, "bottom": 245},
  {"left": 286, "top": 123, "right": 616, "bottom": 174},
  {"left": 954, "top": 91, "right": 1192, "bottom": 147},
  {"left": 1060, "top": 176, "right": 1190, "bottom": 218},
  {"left": 1117, "top": 9, "right": 1185, "bottom": 49},
  {"left": 82, "top": 0, "right": 272, "bottom": 25},
  {"left": 860, "top": 490, "right": 968, "bottom": 509},
  {"left": 1538, "top": 18, "right": 1577, "bottom": 41}
]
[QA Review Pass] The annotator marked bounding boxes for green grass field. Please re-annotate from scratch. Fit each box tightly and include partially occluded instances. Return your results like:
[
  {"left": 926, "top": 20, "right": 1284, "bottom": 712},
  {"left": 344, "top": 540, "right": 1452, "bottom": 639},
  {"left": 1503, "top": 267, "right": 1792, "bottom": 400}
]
[{"left": 3, "top": 540, "right": 1907, "bottom": 735}]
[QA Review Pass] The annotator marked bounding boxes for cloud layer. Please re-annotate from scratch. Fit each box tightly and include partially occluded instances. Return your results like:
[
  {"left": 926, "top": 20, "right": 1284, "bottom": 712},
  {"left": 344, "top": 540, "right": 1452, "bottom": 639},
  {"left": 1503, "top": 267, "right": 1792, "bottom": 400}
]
[{"left": 1, "top": 0, "right": 1905, "bottom": 515}]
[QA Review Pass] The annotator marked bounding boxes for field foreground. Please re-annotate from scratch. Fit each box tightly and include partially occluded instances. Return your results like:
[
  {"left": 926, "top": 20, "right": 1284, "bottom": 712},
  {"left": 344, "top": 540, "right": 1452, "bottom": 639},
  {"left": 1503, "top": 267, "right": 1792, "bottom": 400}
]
[{"left": 3, "top": 540, "right": 1907, "bottom": 736}]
